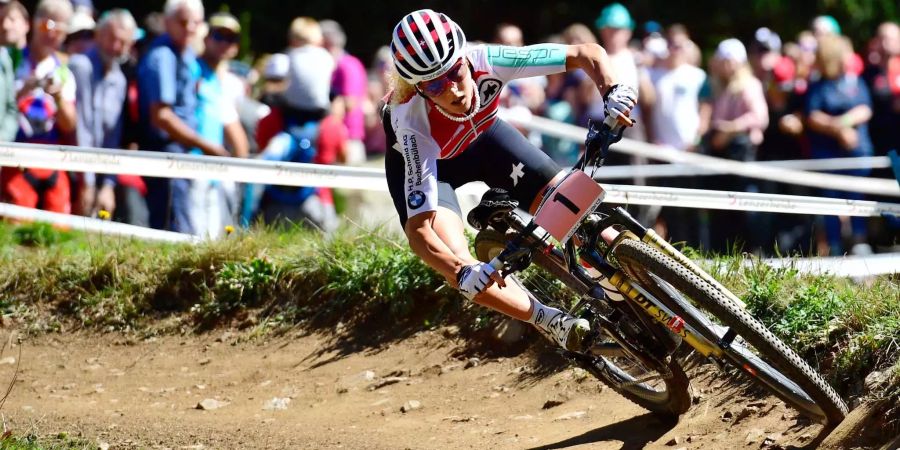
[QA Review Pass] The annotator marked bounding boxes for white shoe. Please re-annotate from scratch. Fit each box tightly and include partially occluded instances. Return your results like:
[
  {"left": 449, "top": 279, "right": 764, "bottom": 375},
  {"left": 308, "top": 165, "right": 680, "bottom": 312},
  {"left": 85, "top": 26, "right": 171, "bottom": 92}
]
[{"left": 543, "top": 313, "right": 590, "bottom": 352}]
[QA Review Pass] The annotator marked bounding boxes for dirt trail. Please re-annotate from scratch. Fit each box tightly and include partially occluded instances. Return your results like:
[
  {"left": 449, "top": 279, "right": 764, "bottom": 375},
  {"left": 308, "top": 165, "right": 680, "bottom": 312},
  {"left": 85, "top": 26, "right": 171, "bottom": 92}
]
[{"left": 0, "top": 329, "right": 825, "bottom": 449}]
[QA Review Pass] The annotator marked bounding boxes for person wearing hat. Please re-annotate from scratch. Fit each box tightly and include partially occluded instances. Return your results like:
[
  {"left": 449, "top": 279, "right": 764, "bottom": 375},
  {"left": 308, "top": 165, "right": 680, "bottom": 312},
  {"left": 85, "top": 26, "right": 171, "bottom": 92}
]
[
  {"left": 589, "top": 3, "right": 654, "bottom": 210},
  {"left": 587, "top": 3, "right": 652, "bottom": 144},
  {"left": 189, "top": 11, "right": 248, "bottom": 237},
  {"left": 591, "top": 3, "right": 639, "bottom": 110},
  {"left": 64, "top": 8, "right": 95, "bottom": 54},
  {"left": 702, "top": 38, "right": 769, "bottom": 253},
  {"left": 811, "top": 15, "right": 841, "bottom": 38},
  {"left": 261, "top": 52, "right": 289, "bottom": 96}
]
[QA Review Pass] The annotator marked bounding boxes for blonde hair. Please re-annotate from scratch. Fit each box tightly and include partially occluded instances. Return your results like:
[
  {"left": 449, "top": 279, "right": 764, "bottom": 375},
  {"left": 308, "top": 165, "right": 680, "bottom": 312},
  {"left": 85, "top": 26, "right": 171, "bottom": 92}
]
[
  {"left": 726, "top": 65, "right": 756, "bottom": 93},
  {"left": 563, "top": 23, "right": 597, "bottom": 45},
  {"left": 288, "top": 17, "right": 322, "bottom": 46},
  {"left": 389, "top": 69, "right": 416, "bottom": 105},
  {"left": 816, "top": 35, "right": 848, "bottom": 80}
]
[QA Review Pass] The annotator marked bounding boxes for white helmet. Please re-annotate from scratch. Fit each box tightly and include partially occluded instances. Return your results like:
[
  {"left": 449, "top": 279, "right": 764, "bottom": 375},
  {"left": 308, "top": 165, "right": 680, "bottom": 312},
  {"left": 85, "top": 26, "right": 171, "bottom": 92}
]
[{"left": 390, "top": 9, "right": 467, "bottom": 84}]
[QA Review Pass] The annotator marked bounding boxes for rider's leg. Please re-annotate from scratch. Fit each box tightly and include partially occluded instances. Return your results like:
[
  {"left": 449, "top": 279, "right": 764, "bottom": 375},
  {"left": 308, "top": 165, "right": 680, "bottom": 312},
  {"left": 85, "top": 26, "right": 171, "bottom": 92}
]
[{"left": 429, "top": 207, "right": 590, "bottom": 351}]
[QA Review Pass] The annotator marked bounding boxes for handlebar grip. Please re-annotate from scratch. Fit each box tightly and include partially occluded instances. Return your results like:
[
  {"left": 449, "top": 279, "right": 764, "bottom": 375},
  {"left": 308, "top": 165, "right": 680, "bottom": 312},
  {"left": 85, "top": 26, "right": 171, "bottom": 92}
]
[
  {"left": 603, "top": 113, "right": 634, "bottom": 129},
  {"left": 488, "top": 256, "right": 505, "bottom": 271}
]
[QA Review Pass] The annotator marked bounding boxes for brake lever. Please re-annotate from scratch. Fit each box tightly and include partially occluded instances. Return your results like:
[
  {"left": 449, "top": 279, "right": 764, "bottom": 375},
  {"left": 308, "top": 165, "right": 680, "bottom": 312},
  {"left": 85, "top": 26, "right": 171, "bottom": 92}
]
[{"left": 489, "top": 242, "right": 535, "bottom": 281}]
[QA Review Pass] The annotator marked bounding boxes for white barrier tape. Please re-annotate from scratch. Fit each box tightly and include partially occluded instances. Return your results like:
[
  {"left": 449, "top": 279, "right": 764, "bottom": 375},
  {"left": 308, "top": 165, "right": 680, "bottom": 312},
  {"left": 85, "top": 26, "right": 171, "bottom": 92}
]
[
  {"left": 504, "top": 112, "right": 900, "bottom": 197},
  {"left": 591, "top": 156, "right": 890, "bottom": 180},
  {"left": 0, "top": 142, "right": 390, "bottom": 191},
  {"left": 4, "top": 142, "right": 899, "bottom": 217},
  {"left": 0, "top": 202, "right": 198, "bottom": 243},
  {"left": 456, "top": 182, "right": 900, "bottom": 217},
  {"left": 753, "top": 253, "right": 899, "bottom": 277},
  {"left": 603, "top": 185, "right": 900, "bottom": 217}
]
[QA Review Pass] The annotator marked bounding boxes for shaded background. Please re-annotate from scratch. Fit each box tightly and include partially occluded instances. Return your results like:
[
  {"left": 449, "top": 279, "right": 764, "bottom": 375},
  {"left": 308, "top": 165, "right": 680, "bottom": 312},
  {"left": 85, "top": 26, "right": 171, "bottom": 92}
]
[{"left": 26, "top": 0, "right": 900, "bottom": 65}]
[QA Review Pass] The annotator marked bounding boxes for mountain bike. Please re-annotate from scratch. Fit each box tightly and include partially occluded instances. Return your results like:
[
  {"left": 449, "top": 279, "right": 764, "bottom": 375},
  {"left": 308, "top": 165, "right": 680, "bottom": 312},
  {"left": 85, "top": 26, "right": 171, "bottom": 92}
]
[{"left": 468, "top": 119, "right": 848, "bottom": 424}]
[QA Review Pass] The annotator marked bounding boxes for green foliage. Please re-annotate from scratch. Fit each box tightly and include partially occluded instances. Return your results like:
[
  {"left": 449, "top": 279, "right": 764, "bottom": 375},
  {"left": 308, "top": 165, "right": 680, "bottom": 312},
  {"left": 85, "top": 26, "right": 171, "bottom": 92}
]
[
  {"left": 193, "top": 257, "right": 277, "bottom": 321},
  {"left": 0, "top": 221, "right": 897, "bottom": 403},
  {"left": 0, "top": 431, "right": 96, "bottom": 449},
  {"left": 739, "top": 255, "right": 900, "bottom": 391},
  {"left": 274, "top": 229, "right": 455, "bottom": 328},
  {"left": 12, "top": 223, "right": 71, "bottom": 247}
]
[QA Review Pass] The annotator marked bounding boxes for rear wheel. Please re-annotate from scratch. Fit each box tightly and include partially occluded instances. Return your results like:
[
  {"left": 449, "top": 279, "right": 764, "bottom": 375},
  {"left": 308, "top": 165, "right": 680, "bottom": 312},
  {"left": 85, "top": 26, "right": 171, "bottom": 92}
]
[
  {"left": 474, "top": 229, "right": 692, "bottom": 417},
  {"left": 613, "top": 239, "right": 848, "bottom": 425}
]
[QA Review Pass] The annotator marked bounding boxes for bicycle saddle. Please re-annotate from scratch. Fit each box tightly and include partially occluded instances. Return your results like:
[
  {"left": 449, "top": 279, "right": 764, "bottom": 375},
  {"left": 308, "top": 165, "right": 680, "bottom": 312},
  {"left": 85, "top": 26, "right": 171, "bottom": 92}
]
[{"left": 467, "top": 188, "right": 519, "bottom": 230}]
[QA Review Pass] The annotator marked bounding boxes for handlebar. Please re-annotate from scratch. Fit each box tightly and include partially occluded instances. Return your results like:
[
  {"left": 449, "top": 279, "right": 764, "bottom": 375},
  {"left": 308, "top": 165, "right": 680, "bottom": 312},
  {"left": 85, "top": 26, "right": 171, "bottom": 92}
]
[{"left": 486, "top": 115, "right": 633, "bottom": 280}]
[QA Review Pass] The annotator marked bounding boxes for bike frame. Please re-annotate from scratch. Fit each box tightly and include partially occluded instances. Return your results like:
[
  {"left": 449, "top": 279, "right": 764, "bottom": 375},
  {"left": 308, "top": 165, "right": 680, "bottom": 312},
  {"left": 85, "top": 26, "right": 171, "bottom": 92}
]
[
  {"left": 495, "top": 203, "right": 727, "bottom": 361},
  {"left": 481, "top": 121, "right": 844, "bottom": 422}
]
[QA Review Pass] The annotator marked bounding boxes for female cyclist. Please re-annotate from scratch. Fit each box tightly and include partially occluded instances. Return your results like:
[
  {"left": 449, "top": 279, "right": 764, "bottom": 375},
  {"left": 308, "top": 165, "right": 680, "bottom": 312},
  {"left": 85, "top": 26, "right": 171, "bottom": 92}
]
[{"left": 383, "top": 9, "right": 637, "bottom": 351}]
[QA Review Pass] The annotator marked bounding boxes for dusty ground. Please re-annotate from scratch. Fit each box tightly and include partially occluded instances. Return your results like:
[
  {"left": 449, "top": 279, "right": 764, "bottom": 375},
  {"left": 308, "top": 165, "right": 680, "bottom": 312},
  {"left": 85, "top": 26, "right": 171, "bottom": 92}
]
[{"left": 0, "top": 328, "right": 828, "bottom": 450}]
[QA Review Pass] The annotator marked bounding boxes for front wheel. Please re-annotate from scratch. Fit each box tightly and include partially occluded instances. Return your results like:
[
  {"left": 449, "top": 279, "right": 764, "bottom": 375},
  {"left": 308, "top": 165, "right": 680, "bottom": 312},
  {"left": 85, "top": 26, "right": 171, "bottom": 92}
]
[
  {"left": 613, "top": 239, "right": 848, "bottom": 425},
  {"left": 473, "top": 229, "right": 692, "bottom": 417}
]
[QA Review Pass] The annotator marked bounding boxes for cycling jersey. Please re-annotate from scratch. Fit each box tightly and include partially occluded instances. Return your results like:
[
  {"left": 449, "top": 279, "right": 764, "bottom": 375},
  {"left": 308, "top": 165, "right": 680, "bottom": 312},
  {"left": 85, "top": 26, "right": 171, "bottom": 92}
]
[{"left": 389, "top": 44, "right": 568, "bottom": 221}]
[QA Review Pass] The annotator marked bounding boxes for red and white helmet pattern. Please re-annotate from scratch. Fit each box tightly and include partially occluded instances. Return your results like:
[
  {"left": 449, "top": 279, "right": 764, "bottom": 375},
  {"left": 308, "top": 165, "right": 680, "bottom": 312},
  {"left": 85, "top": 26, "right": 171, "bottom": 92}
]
[{"left": 391, "top": 9, "right": 467, "bottom": 84}]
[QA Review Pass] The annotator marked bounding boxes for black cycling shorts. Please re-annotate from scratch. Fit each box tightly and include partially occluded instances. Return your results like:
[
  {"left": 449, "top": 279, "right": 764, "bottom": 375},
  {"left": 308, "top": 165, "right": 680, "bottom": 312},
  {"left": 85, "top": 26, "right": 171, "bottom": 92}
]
[{"left": 385, "top": 117, "right": 562, "bottom": 228}]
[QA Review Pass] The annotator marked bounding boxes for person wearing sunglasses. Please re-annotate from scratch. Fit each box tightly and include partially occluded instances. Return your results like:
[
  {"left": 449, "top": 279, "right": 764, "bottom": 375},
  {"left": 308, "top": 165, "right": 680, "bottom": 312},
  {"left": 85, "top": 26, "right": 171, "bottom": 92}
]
[
  {"left": 137, "top": 0, "right": 231, "bottom": 234},
  {"left": 383, "top": 9, "right": 636, "bottom": 352},
  {"left": 188, "top": 11, "right": 248, "bottom": 237}
]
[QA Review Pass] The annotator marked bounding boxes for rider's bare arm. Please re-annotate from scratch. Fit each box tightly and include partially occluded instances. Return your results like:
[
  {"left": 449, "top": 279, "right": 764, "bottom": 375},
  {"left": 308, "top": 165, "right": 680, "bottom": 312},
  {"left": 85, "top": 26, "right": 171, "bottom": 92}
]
[
  {"left": 564, "top": 43, "right": 618, "bottom": 97},
  {"left": 405, "top": 210, "right": 470, "bottom": 285}
]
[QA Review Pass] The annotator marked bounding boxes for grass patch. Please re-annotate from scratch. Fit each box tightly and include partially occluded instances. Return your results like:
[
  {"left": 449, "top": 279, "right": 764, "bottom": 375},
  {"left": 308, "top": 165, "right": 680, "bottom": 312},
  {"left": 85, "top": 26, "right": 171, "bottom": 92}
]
[
  {"left": 0, "top": 221, "right": 897, "bottom": 406},
  {"left": 0, "top": 431, "right": 96, "bottom": 449}
]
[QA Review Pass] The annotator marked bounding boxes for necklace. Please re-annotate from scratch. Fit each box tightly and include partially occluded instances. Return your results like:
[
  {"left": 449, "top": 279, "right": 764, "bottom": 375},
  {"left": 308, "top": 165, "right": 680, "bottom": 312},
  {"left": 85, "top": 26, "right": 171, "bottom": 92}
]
[{"left": 434, "top": 90, "right": 481, "bottom": 122}]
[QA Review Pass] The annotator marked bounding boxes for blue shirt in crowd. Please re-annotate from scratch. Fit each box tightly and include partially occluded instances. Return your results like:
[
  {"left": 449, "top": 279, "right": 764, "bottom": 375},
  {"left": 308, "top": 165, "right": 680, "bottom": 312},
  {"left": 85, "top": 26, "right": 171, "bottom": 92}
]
[
  {"left": 137, "top": 34, "right": 200, "bottom": 152},
  {"left": 195, "top": 58, "right": 227, "bottom": 149},
  {"left": 69, "top": 47, "right": 128, "bottom": 187},
  {"left": 804, "top": 75, "right": 874, "bottom": 160},
  {"left": 69, "top": 48, "right": 127, "bottom": 150}
]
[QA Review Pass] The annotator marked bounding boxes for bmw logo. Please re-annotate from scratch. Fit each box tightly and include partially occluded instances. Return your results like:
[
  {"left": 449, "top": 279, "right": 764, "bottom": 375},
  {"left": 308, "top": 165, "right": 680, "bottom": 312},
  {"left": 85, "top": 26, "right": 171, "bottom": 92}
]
[{"left": 407, "top": 190, "right": 426, "bottom": 209}]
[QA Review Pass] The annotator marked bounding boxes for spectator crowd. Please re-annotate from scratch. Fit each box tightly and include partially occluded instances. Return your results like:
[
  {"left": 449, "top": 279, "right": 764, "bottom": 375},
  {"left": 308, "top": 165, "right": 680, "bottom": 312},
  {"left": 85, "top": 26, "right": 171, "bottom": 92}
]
[{"left": 0, "top": 0, "right": 896, "bottom": 255}]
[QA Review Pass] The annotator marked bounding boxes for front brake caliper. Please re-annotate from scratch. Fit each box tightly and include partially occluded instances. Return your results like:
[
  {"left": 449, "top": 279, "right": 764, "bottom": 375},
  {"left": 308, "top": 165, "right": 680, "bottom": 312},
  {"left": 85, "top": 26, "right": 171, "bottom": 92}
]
[{"left": 605, "top": 229, "right": 641, "bottom": 268}]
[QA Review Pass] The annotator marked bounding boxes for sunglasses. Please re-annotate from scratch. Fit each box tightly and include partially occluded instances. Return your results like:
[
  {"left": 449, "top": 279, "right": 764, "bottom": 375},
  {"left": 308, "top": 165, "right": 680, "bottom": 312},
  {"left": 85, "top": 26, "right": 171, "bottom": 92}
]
[
  {"left": 210, "top": 29, "right": 239, "bottom": 44},
  {"left": 419, "top": 58, "right": 467, "bottom": 97},
  {"left": 38, "top": 18, "right": 67, "bottom": 34}
]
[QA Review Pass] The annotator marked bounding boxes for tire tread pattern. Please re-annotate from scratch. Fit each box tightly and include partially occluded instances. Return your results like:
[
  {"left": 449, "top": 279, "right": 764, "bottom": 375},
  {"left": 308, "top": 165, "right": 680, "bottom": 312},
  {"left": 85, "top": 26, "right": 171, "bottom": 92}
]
[{"left": 614, "top": 239, "right": 848, "bottom": 425}]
